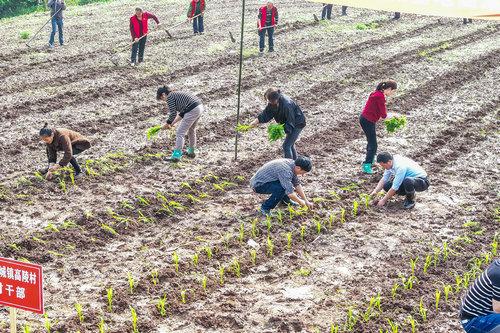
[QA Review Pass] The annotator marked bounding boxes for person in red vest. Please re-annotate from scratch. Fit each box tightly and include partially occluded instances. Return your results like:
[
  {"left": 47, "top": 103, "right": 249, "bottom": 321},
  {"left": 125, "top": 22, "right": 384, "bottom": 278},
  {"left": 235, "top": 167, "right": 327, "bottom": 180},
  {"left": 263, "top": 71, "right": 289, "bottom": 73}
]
[
  {"left": 257, "top": 1, "right": 278, "bottom": 55},
  {"left": 129, "top": 8, "right": 160, "bottom": 66},
  {"left": 187, "top": 0, "right": 205, "bottom": 35}
]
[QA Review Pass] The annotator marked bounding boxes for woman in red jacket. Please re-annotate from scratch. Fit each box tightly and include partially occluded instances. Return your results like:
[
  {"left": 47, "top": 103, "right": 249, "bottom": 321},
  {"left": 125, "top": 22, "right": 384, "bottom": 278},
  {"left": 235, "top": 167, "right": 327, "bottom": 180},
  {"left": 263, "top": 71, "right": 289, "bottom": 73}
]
[{"left": 359, "top": 80, "right": 397, "bottom": 174}]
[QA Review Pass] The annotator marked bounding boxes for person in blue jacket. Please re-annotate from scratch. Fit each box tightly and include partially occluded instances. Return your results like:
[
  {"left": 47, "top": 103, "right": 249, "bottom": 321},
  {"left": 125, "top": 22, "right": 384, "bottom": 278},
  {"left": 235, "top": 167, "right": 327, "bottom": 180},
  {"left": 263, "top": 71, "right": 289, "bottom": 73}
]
[{"left": 250, "top": 88, "right": 306, "bottom": 160}]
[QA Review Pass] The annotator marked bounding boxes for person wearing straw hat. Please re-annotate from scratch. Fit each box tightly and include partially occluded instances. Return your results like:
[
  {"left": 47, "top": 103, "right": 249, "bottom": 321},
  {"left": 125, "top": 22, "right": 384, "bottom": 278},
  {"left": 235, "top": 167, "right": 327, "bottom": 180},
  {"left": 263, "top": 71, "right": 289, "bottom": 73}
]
[
  {"left": 258, "top": 1, "right": 278, "bottom": 55},
  {"left": 187, "top": 0, "right": 205, "bottom": 34}
]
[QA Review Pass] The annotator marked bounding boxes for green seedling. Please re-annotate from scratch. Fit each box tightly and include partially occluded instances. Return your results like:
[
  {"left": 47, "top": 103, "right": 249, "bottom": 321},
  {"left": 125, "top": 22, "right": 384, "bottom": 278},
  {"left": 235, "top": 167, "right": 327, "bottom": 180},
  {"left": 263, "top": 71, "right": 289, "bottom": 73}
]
[
  {"left": 127, "top": 273, "right": 135, "bottom": 294},
  {"left": 62, "top": 220, "right": 77, "bottom": 229},
  {"left": 157, "top": 294, "right": 167, "bottom": 317},
  {"left": 410, "top": 257, "right": 418, "bottom": 275},
  {"left": 435, "top": 289, "right": 441, "bottom": 311},
  {"left": 443, "top": 284, "right": 452, "bottom": 302},
  {"left": 385, "top": 116, "right": 407, "bottom": 133},
  {"left": 266, "top": 215, "right": 272, "bottom": 232},
  {"left": 192, "top": 252, "right": 199, "bottom": 266},
  {"left": 180, "top": 289, "right": 187, "bottom": 304},
  {"left": 44, "top": 313, "right": 51, "bottom": 333},
  {"left": 137, "top": 210, "right": 154, "bottom": 223},
  {"left": 146, "top": 125, "right": 162, "bottom": 140},
  {"left": 423, "top": 254, "right": 432, "bottom": 273},
  {"left": 23, "top": 323, "right": 31, "bottom": 333},
  {"left": 20, "top": 30, "right": 31, "bottom": 39},
  {"left": 186, "top": 193, "right": 201, "bottom": 203},
  {"left": 106, "top": 287, "right": 113, "bottom": 312},
  {"left": 406, "top": 315, "right": 417, "bottom": 333},
  {"left": 328, "top": 213, "right": 335, "bottom": 227},
  {"left": 286, "top": 232, "right": 292, "bottom": 250},
  {"left": 442, "top": 241, "right": 449, "bottom": 261},
  {"left": 238, "top": 223, "right": 245, "bottom": 242},
  {"left": 202, "top": 275, "right": 208, "bottom": 291},
  {"left": 330, "top": 324, "right": 339, "bottom": 333},
  {"left": 223, "top": 232, "right": 232, "bottom": 248},
  {"left": 85, "top": 160, "right": 99, "bottom": 176},
  {"left": 455, "top": 274, "right": 463, "bottom": 293},
  {"left": 294, "top": 267, "right": 311, "bottom": 277},
  {"left": 151, "top": 269, "right": 159, "bottom": 286},
  {"left": 251, "top": 218, "right": 259, "bottom": 238},
  {"left": 316, "top": 219, "right": 322, "bottom": 234},
  {"left": 219, "top": 265, "right": 225, "bottom": 286},
  {"left": 400, "top": 274, "right": 418, "bottom": 290},
  {"left": 204, "top": 246, "right": 213, "bottom": 260},
  {"left": 130, "top": 306, "right": 139, "bottom": 333},
  {"left": 155, "top": 191, "right": 168, "bottom": 203},
  {"left": 98, "top": 317, "right": 106, "bottom": 333},
  {"left": 340, "top": 208, "right": 346, "bottom": 224},
  {"left": 267, "top": 123, "right": 285, "bottom": 142},
  {"left": 180, "top": 182, "right": 193, "bottom": 190},
  {"left": 391, "top": 283, "right": 399, "bottom": 299},
  {"left": 34, "top": 171, "right": 44, "bottom": 181},
  {"left": 232, "top": 258, "right": 241, "bottom": 278},
  {"left": 120, "top": 200, "right": 134, "bottom": 209},
  {"left": 432, "top": 247, "right": 441, "bottom": 268},
  {"left": 419, "top": 297, "right": 427, "bottom": 321},
  {"left": 236, "top": 123, "right": 252, "bottom": 132},
  {"left": 250, "top": 249, "right": 257, "bottom": 265},
  {"left": 44, "top": 222, "right": 59, "bottom": 232},
  {"left": 345, "top": 307, "right": 357, "bottom": 331},
  {"left": 136, "top": 196, "right": 150, "bottom": 206},
  {"left": 267, "top": 236, "right": 274, "bottom": 257},
  {"left": 360, "top": 193, "right": 370, "bottom": 209},
  {"left": 300, "top": 225, "right": 306, "bottom": 241},
  {"left": 101, "top": 223, "right": 118, "bottom": 236},
  {"left": 491, "top": 238, "right": 498, "bottom": 256},
  {"left": 168, "top": 200, "right": 185, "bottom": 211},
  {"left": 276, "top": 209, "right": 283, "bottom": 225},
  {"left": 75, "top": 303, "right": 84, "bottom": 323},
  {"left": 387, "top": 319, "right": 399, "bottom": 333},
  {"left": 172, "top": 251, "right": 179, "bottom": 273},
  {"left": 352, "top": 200, "right": 359, "bottom": 217}
]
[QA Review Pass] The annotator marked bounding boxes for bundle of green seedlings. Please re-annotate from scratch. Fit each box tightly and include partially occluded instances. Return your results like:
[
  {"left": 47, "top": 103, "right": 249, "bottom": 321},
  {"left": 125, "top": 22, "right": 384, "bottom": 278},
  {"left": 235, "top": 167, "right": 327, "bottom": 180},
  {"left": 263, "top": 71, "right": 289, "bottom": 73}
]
[
  {"left": 384, "top": 116, "right": 407, "bottom": 133},
  {"left": 235, "top": 123, "right": 252, "bottom": 133},
  {"left": 146, "top": 125, "right": 162, "bottom": 140},
  {"left": 267, "top": 123, "right": 285, "bottom": 142}
]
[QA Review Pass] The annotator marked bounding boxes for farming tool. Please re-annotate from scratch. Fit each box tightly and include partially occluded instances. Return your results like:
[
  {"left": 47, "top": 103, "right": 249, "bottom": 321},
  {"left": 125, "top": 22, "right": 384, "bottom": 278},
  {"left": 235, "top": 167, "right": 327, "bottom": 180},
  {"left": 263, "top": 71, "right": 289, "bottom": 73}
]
[
  {"left": 108, "top": 26, "right": 158, "bottom": 66},
  {"left": 229, "top": 25, "right": 277, "bottom": 43},
  {"left": 165, "top": 13, "right": 203, "bottom": 38},
  {"left": 25, "top": 7, "right": 63, "bottom": 48},
  {"left": 313, "top": 4, "right": 330, "bottom": 22}
]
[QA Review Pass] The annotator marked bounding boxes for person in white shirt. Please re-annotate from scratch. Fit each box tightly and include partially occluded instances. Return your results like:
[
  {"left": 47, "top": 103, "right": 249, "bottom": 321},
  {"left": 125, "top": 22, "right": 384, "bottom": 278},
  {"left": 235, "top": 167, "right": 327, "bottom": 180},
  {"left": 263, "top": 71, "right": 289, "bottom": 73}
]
[{"left": 370, "top": 152, "right": 429, "bottom": 209}]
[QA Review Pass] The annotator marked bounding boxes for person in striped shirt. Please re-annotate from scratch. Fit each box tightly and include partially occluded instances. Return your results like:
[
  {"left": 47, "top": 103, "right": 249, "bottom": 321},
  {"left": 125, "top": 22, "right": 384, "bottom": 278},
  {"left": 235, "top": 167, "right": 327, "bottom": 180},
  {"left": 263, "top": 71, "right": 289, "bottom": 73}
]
[
  {"left": 156, "top": 86, "right": 203, "bottom": 162},
  {"left": 460, "top": 259, "right": 500, "bottom": 332}
]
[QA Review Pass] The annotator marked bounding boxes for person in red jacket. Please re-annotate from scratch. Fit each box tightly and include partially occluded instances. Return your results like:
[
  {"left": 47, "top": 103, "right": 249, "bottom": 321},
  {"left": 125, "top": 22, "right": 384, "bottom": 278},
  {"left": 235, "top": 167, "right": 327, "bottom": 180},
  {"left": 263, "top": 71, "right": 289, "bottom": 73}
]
[
  {"left": 359, "top": 80, "right": 397, "bottom": 174},
  {"left": 187, "top": 0, "right": 205, "bottom": 34},
  {"left": 258, "top": 1, "right": 278, "bottom": 55},
  {"left": 129, "top": 8, "right": 160, "bottom": 66}
]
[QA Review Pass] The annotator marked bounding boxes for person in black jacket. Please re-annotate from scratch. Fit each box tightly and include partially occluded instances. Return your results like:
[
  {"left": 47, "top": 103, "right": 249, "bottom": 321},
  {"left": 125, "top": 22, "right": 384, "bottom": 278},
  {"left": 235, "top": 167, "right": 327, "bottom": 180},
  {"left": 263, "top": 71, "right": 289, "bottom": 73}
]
[{"left": 250, "top": 88, "right": 306, "bottom": 160}]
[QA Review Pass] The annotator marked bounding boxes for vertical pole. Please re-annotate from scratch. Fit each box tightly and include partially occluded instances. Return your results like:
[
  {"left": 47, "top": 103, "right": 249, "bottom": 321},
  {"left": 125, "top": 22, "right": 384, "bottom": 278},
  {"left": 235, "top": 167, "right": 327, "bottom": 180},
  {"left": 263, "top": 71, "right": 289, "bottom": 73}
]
[
  {"left": 234, "top": 0, "right": 246, "bottom": 161},
  {"left": 9, "top": 308, "right": 17, "bottom": 333}
]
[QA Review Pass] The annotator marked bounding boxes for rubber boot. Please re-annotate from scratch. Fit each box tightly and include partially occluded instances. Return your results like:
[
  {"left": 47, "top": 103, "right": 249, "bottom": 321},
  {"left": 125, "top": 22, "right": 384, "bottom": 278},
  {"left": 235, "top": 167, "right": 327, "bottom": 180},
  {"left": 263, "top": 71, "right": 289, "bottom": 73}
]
[
  {"left": 168, "top": 149, "right": 182, "bottom": 163},
  {"left": 186, "top": 147, "right": 196, "bottom": 158},
  {"left": 404, "top": 192, "right": 416, "bottom": 209},
  {"left": 362, "top": 163, "right": 373, "bottom": 174}
]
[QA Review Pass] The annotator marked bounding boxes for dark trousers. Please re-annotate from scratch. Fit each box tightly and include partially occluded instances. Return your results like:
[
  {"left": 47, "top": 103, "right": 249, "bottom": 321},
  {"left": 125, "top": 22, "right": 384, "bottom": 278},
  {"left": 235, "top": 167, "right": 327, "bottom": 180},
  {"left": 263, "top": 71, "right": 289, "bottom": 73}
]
[
  {"left": 131, "top": 36, "right": 147, "bottom": 63},
  {"left": 47, "top": 143, "right": 89, "bottom": 175},
  {"left": 359, "top": 115, "right": 377, "bottom": 164},
  {"left": 341, "top": 6, "right": 347, "bottom": 15},
  {"left": 259, "top": 27, "right": 274, "bottom": 52},
  {"left": 283, "top": 127, "right": 302, "bottom": 160},
  {"left": 254, "top": 180, "right": 287, "bottom": 211},
  {"left": 193, "top": 15, "right": 204, "bottom": 33},
  {"left": 394, "top": 12, "right": 401, "bottom": 19},
  {"left": 322, "top": 4, "right": 332, "bottom": 19},
  {"left": 383, "top": 177, "right": 429, "bottom": 196},
  {"left": 49, "top": 17, "right": 63, "bottom": 46}
]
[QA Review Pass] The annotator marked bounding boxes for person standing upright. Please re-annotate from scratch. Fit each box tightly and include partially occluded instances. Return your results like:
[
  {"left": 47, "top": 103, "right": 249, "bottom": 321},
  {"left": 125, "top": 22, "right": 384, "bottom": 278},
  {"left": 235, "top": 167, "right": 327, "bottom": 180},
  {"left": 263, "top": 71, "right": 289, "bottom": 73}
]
[
  {"left": 341, "top": 6, "right": 348, "bottom": 16},
  {"left": 359, "top": 80, "right": 397, "bottom": 174},
  {"left": 321, "top": 4, "right": 332, "bottom": 20},
  {"left": 48, "top": 0, "right": 66, "bottom": 49},
  {"left": 188, "top": 0, "right": 205, "bottom": 34},
  {"left": 258, "top": 1, "right": 278, "bottom": 55},
  {"left": 129, "top": 8, "right": 160, "bottom": 66}
]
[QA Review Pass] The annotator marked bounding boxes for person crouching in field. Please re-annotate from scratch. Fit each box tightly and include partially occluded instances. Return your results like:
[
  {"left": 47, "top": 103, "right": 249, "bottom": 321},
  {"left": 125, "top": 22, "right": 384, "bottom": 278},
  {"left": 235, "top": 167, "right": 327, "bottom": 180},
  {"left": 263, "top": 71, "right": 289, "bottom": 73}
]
[
  {"left": 370, "top": 152, "right": 429, "bottom": 209},
  {"left": 459, "top": 259, "right": 500, "bottom": 333},
  {"left": 249, "top": 88, "right": 306, "bottom": 160},
  {"left": 39, "top": 123, "right": 91, "bottom": 180},
  {"left": 250, "top": 156, "right": 314, "bottom": 216},
  {"left": 188, "top": 0, "right": 205, "bottom": 34},
  {"left": 258, "top": 1, "right": 278, "bottom": 54},
  {"left": 359, "top": 80, "right": 397, "bottom": 174},
  {"left": 129, "top": 8, "right": 160, "bottom": 66},
  {"left": 157, "top": 86, "right": 203, "bottom": 162}
]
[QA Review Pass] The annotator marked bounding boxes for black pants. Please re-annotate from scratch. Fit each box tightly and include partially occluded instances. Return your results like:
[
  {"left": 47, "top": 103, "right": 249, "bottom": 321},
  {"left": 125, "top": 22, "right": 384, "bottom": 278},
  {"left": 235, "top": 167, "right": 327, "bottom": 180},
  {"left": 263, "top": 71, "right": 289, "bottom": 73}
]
[
  {"left": 322, "top": 4, "right": 332, "bottom": 19},
  {"left": 48, "top": 143, "right": 89, "bottom": 175},
  {"left": 131, "top": 36, "right": 147, "bottom": 63},
  {"left": 341, "top": 6, "right": 347, "bottom": 15},
  {"left": 359, "top": 115, "right": 377, "bottom": 164},
  {"left": 383, "top": 177, "right": 430, "bottom": 196}
]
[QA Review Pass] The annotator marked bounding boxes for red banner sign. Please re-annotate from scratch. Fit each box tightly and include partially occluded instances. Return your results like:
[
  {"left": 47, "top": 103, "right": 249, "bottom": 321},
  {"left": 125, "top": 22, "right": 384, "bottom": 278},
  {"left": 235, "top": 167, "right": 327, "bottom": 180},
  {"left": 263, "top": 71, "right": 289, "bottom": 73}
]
[{"left": 0, "top": 257, "right": 44, "bottom": 314}]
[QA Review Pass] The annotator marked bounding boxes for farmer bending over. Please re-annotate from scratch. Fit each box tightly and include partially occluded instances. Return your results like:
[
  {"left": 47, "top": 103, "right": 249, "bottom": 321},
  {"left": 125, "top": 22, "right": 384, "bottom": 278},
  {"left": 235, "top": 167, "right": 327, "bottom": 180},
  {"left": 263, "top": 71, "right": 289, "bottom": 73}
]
[
  {"left": 157, "top": 86, "right": 203, "bottom": 162},
  {"left": 258, "top": 1, "right": 278, "bottom": 54},
  {"left": 359, "top": 80, "right": 397, "bottom": 174},
  {"left": 250, "top": 156, "right": 313, "bottom": 216},
  {"left": 460, "top": 258, "right": 500, "bottom": 333},
  {"left": 39, "top": 123, "right": 91, "bottom": 180},
  {"left": 188, "top": 0, "right": 205, "bottom": 34},
  {"left": 370, "top": 152, "right": 429, "bottom": 209},
  {"left": 250, "top": 88, "right": 306, "bottom": 160},
  {"left": 129, "top": 8, "right": 160, "bottom": 66}
]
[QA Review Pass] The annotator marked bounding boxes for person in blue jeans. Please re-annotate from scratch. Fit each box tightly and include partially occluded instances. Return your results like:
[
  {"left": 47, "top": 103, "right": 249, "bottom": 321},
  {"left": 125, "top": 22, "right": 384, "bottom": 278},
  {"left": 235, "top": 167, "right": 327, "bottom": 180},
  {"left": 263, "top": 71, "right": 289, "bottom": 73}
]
[
  {"left": 250, "top": 157, "right": 314, "bottom": 216},
  {"left": 257, "top": 1, "right": 278, "bottom": 54},
  {"left": 460, "top": 259, "right": 500, "bottom": 333},
  {"left": 369, "top": 152, "right": 429, "bottom": 209},
  {"left": 188, "top": 0, "right": 205, "bottom": 34},
  {"left": 321, "top": 4, "right": 332, "bottom": 20},
  {"left": 249, "top": 88, "right": 306, "bottom": 160},
  {"left": 48, "top": 0, "right": 66, "bottom": 48}
]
